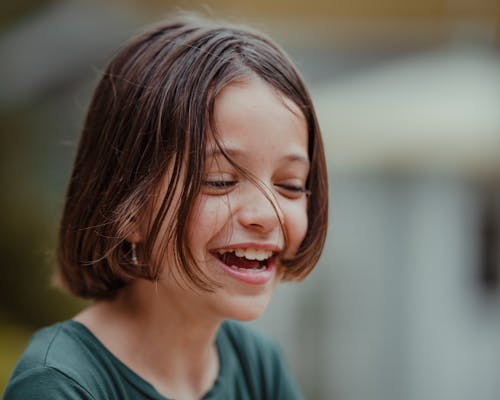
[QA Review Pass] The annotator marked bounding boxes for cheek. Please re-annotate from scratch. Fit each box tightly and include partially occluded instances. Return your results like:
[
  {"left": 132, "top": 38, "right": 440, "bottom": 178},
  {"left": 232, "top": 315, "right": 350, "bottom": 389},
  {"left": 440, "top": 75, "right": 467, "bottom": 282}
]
[
  {"left": 284, "top": 200, "right": 309, "bottom": 253},
  {"left": 188, "top": 196, "right": 232, "bottom": 242}
]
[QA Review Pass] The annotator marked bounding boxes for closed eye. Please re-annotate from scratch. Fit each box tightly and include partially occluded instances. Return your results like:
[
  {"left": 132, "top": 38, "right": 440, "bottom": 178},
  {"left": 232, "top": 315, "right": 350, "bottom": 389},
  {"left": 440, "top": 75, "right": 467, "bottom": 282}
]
[
  {"left": 202, "top": 180, "right": 237, "bottom": 190},
  {"left": 275, "top": 184, "right": 311, "bottom": 197},
  {"left": 204, "top": 180, "right": 236, "bottom": 188}
]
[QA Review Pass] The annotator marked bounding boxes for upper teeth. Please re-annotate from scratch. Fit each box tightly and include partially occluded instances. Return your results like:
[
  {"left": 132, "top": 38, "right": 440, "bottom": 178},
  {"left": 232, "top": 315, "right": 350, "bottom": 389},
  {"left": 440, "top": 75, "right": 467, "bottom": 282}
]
[{"left": 217, "top": 248, "right": 273, "bottom": 261}]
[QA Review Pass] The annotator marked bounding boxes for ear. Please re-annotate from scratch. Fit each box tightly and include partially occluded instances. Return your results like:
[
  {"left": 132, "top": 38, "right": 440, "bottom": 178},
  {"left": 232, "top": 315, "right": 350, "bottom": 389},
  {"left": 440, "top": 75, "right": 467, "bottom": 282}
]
[
  {"left": 124, "top": 215, "right": 147, "bottom": 244},
  {"left": 126, "top": 230, "right": 143, "bottom": 244}
]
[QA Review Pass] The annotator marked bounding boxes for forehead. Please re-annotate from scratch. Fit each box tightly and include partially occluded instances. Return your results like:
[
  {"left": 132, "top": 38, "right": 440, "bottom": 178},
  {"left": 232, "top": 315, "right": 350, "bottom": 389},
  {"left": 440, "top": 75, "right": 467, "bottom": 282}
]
[
  {"left": 207, "top": 78, "right": 308, "bottom": 163},
  {"left": 213, "top": 77, "right": 305, "bottom": 125}
]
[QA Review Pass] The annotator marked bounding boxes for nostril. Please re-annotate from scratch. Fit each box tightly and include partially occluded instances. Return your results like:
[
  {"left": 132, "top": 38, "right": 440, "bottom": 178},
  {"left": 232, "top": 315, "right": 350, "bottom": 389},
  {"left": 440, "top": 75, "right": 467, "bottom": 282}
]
[
  {"left": 237, "top": 202, "right": 281, "bottom": 233},
  {"left": 239, "top": 216, "right": 278, "bottom": 233}
]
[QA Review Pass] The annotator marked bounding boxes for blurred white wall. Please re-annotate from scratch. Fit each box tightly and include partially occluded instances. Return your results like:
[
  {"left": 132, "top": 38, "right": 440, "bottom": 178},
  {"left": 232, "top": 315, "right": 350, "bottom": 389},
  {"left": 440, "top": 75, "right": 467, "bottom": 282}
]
[
  {"left": 254, "top": 44, "right": 500, "bottom": 399},
  {"left": 256, "top": 175, "right": 500, "bottom": 400}
]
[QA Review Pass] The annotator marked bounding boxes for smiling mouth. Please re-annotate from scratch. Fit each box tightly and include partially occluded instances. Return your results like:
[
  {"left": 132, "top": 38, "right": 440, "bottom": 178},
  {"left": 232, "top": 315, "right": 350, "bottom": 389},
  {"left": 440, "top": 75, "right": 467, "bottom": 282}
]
[{"left": 212, "top": 248, "right": 276, "bottom": 272}]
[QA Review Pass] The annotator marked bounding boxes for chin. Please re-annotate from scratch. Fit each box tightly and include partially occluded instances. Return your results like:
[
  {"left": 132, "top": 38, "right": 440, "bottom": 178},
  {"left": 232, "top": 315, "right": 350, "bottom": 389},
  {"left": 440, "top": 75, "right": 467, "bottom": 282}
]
[
  {"left": 215, "top": 291, "right": 274, "bottom": 322},
  {"left": 231, "top": 307, "right": 268, "bottom": 322},
  {"left": 227, "top": 307, "right": 269, "bottom": 322}
]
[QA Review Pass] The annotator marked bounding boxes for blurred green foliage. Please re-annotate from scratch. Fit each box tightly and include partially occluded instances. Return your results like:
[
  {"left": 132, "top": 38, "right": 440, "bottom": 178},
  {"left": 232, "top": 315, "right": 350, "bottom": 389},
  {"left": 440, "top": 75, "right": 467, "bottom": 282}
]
[
  {"left": 0, "top": 101, "right": 87, "bottom": 326},
  {"left": 0, "top": 82, "right": 90, "bottom": 390},
  {"left": 0, "top": 0, "right": 93, "bottom": 392}
]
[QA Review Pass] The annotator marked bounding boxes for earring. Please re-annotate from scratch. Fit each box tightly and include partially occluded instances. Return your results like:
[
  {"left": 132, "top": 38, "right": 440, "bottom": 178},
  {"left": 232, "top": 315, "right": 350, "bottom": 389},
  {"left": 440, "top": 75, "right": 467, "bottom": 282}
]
[{"left": 131, "top": 242, "right": 138, "bottom": 265}]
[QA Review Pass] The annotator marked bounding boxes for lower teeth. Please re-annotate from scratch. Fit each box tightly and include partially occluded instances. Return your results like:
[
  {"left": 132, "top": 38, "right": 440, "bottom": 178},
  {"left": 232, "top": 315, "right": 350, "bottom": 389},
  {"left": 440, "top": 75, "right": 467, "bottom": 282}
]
[{"left": 230, "top": 264, "right": 266, "bottom": 272}]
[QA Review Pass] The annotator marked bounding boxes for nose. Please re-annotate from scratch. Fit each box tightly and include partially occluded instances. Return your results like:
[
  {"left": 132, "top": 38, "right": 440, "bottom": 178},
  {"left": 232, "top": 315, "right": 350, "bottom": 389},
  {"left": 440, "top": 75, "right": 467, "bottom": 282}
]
[{"left": 236, "top": 183, "right": 281, "bottom": 234}]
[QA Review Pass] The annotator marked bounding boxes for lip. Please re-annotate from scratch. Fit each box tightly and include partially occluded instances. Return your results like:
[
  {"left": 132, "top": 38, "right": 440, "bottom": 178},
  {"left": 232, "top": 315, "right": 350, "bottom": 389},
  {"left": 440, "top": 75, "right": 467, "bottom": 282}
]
[
  {"left": 214, "top": 255, "right": 277, "bottom": 285},
  {"left": 210, "top": 243, "right": 280, "bottom": 285}
]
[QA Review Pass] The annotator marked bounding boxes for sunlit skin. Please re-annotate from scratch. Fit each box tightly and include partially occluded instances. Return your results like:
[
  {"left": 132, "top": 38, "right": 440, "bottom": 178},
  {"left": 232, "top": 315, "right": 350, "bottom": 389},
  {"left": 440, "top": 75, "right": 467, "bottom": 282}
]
[{"left": 74, "top": 77, "right": 309, "bottom": 400}]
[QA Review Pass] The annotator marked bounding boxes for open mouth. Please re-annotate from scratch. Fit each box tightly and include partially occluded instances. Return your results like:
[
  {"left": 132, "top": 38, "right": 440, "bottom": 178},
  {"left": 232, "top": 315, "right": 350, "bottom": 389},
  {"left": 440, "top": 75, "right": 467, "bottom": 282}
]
[{"left": 212, "top": 248, "right": 276, "bottom": 272}]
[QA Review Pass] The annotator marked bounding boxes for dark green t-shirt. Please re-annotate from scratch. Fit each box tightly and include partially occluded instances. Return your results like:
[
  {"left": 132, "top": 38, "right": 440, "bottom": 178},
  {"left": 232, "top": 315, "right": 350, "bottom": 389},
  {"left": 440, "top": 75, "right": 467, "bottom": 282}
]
[{"left": 4, "top": 320, "right": 302, "bottom": 399}]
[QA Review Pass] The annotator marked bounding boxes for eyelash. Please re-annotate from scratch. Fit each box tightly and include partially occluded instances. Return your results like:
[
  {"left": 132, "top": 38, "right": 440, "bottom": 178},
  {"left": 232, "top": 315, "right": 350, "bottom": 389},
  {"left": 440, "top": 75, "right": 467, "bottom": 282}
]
[
  {"left": 202, "top": 180, "right": 237, "bottom": 189},
  {"left": 276, "top": 184, "right": 311, "bottom": 196}
]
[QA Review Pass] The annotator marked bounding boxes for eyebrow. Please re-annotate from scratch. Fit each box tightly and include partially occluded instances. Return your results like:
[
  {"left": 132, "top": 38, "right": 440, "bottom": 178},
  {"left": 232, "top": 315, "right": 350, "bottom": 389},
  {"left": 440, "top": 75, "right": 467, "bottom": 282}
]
[{"left": 206, "top": 146, "right": 310, "bottom": 167}]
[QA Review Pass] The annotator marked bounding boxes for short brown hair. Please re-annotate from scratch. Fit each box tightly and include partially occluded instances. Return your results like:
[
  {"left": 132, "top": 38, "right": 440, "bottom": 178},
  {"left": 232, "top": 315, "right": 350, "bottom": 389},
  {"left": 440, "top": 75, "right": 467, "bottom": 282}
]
[{"left": 57, "top": 15, "right": 329, "bottom": 299}]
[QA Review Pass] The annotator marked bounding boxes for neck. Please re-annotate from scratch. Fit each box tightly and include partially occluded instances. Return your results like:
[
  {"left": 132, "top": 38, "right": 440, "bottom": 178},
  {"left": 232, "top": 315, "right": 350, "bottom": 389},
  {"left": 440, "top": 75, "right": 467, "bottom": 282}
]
[{"left": 74, "top": 279, "right": 221, "bottom": 399}]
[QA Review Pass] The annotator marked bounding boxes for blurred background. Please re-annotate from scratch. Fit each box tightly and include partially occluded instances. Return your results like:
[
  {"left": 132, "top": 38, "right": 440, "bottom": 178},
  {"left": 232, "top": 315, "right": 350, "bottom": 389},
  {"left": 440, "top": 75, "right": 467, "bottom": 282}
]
[{"left": 1, "top": 0, "right": 500, "bottom": 399}]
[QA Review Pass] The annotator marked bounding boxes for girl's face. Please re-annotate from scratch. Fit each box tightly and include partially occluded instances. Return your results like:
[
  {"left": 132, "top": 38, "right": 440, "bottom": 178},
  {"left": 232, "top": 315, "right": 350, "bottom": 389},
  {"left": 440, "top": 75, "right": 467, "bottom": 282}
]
[{"left": 158, "top": 77, "right": 309, "bottom": 322}]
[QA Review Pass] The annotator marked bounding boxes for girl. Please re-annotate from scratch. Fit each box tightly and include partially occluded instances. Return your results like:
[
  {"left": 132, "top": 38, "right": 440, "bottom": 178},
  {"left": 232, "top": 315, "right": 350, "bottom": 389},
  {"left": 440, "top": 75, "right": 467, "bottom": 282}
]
[{"left": 4, "top": 15, "right": 328, "bottom": 400}]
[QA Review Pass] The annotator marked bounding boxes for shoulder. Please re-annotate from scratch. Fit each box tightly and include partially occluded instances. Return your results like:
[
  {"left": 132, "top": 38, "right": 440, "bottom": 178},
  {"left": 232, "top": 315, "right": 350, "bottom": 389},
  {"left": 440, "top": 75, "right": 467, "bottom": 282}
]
[
  {"left": 4, "top": 321, "right": 97, "bottom": 399},
  {"left": 217, "top": 320, "right": 303, "bottom": 400},
  {"left": 3, "top": 365, "right": 96, "bottom": 399},
  {"left": 9, "top": 321, "right": 96, "bottom": 380}
]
